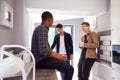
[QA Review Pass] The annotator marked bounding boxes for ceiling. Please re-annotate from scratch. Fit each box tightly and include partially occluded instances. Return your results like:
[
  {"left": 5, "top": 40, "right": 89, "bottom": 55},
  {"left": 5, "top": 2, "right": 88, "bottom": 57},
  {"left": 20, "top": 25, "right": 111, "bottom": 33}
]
[
  {"left": 26, "top": 0, "right": 107, "bottom": 23},
  {"left": 27, "top": 8, "right": 87, "bottom": 22}
]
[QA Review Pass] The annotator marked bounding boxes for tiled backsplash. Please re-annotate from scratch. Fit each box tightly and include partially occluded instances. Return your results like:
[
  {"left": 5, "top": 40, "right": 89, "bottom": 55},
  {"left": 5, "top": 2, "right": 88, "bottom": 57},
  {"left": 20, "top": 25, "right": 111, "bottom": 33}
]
[{"left": 98, "top": 30, "right": 111, "bottom": 62}]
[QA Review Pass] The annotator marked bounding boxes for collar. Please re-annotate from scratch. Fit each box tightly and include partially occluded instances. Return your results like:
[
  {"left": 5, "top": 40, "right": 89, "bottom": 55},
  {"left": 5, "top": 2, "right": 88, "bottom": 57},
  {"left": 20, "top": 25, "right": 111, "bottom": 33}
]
[
  {"left": 41, "top": 23, "right": 49, "bottom": 30},
  {"left": 84, "top": 30, "right": 91, "bottom": 36}
]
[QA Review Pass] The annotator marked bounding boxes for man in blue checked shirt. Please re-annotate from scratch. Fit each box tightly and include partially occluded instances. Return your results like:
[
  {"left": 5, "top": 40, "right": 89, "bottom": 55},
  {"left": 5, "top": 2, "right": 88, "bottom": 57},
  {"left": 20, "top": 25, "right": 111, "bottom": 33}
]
[{"left": 31, "top": 11, "right": 74, "bottom": 80}]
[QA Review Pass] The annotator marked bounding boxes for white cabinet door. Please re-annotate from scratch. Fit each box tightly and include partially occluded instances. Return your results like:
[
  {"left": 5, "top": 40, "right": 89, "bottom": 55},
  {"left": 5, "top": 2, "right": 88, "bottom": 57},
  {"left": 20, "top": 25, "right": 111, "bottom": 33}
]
[
  {"left": 111, "top": 29, "right": 120, "bottom": 45},
  {"left": 112, "top": 70, "right": 119, "bottom": 80}
]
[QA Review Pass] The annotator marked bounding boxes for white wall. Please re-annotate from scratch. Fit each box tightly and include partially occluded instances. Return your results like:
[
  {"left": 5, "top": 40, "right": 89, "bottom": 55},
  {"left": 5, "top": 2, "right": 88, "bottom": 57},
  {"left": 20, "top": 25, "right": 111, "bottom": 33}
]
[
  {"left": 95, "top": 0, "right": 111, "bottom": 32},
  {"left": 111, "top": 0, "right": 120, "bottom": 44},
  {"left": 0, "top": 0, "right": 30, "bottom": 47},
  {"left": 0, "top": 26, "right": 14, "bottom": 46},
  {"left": 54, "top": 18, "right": 83, "bottom": 52},
  {"left": 24, "top": 9, "right": 31, "bottom": 48},
  {"left": 26, "top": 0, "right": 107, "bottom": 16},
  {"left": 14, "top": 0, "right": 26, "bottom": 46},
  {"left": 111, "top": 0, "right": 120, "bottom": 29},
  {"left": 5, "top": 0, "right": 14, "bottom": 8},
  {"left": 0, "top": 0, "right": 14, "bottom": 46}
]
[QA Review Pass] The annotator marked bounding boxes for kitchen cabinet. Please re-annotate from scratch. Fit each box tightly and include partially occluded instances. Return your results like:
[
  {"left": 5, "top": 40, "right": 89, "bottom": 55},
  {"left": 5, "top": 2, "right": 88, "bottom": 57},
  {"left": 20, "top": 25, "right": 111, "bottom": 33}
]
[{"left": 111, "top": 29, "right": 120, "bottom": 45}]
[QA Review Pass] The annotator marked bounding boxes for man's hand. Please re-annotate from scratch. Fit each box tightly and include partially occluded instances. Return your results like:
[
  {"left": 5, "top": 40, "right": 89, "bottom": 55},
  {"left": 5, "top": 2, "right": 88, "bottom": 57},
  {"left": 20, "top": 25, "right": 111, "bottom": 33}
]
[
  {"left": 50, "top": 51, "right": 67, "bottom": 61},
  {"left": 70, "top": 54, "right": 73, "bottom": 60},
  {"left": 59, "top": 54, "right": 67, "bottom": 61},
  {"left": 84, "top": 43, "right": 87, "bottom": 48},
  {"left": 79, "top": 43, "right": 87, "bottom": 48}
]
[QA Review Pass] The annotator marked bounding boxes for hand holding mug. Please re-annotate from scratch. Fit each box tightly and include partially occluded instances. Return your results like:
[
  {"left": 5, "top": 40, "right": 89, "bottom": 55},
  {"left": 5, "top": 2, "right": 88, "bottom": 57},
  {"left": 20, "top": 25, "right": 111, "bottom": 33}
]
[{"left": 79, "top": 42, "right": 84, "bottom": 48}]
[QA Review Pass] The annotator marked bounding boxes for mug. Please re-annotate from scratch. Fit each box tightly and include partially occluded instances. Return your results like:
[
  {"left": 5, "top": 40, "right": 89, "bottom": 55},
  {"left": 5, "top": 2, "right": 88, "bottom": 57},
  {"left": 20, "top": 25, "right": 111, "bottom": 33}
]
[{"left": 79, "top": 42, "right": 84, "bottom": 48}]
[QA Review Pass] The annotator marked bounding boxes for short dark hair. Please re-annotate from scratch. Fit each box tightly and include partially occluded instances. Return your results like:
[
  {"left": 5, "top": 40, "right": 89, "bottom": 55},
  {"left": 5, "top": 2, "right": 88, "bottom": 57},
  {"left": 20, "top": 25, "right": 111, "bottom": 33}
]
[
  {"left": 56, "top": 23, "right": 63, "bottom": 28},
  {"left": 81, "top": 22, "right": 90, "bottom": 27},
  {"left": 41, "top": 11, "right": 53, "bottom": 22}
]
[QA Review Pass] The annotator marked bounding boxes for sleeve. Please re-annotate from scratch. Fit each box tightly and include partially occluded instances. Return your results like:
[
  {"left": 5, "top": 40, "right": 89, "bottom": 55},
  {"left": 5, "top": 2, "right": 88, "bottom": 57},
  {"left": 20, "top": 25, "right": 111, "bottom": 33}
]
[
  {"left": 79, "top": 36, "right": 84, "bottom": 49},
  {"left": 38, "top": 27, "right": 52, "bottom": 57},
  {"left": 51, "top": 35, "right": 57, "bottom": 49},
  {"left": 69, "top": 34, "right": 73, "bottom": 54},
  {"left": 85, "top": 32, "right": 99, "bottom": 49}
]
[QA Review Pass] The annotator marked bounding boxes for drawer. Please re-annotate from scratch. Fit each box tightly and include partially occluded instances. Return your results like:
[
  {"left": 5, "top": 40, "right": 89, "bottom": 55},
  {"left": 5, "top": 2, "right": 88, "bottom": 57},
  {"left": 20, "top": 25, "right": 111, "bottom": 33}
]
[
  {"left": 112, "top": 63, "right": 120, "bottom": 72},
  {"left": 112, "top": 70, "right": 119, "bottom": 80}
]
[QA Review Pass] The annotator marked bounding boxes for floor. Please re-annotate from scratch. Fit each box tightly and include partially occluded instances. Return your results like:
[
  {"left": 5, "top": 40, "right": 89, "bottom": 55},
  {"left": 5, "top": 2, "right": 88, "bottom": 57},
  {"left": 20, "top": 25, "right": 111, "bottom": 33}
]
[{"left": 4, "top": 69, "right": 58, "bottom": 80}]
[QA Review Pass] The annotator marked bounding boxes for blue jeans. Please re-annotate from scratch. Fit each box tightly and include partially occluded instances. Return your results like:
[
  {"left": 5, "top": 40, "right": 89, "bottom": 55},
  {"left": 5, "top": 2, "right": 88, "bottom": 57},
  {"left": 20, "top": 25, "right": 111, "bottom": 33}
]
[{"left": 61, "top": 59, "right": 70, "bottom": 80}]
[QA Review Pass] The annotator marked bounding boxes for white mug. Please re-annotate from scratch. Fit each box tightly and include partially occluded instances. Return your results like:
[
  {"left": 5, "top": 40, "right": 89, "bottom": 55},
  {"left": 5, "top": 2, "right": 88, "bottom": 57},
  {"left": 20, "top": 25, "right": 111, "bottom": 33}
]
[{"left": 79, "top": 42, "right": 84, "bottom": 48}]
